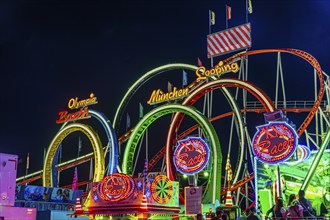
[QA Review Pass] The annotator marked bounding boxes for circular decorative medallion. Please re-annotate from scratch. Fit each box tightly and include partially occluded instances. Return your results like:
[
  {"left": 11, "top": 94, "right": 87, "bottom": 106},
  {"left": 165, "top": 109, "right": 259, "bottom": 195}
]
[
  {"left": 150, "top": 175, "right": 173, "bottom": 204},
  {"left": 252, "top": 121, "right": 298, "bottom": 164},
  {"left": 97, "top": 173, "right": 134, "bottom": 202},
  {"left": 173, "top": 137, "right": 210, "bottom": 175}
]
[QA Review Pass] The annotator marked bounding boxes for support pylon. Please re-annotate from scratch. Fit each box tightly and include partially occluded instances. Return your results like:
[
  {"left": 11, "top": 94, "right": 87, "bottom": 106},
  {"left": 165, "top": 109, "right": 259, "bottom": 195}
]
[{"left": 225, "top": 190, "right": 233, "bottom": 206}]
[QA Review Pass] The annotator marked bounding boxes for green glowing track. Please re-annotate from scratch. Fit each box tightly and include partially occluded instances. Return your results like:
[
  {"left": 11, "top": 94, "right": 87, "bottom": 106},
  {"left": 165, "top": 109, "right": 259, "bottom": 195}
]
[
  {"left": 122, "top": 104, "right": 222, "bottom": 204},
  {"left": 113, "top": 63, "right": 198, "bottom": 132},
  {"left": 301, "top": 127, "right": 330, "bottom": 191}
]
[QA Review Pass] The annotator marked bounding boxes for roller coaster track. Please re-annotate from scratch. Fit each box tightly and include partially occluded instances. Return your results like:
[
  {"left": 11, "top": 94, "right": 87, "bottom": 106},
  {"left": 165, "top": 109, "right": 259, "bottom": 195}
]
[
  {"left": 17, "top": 106, "right": 326, "bottom": 185},
  {"left": 220, "top": 172, "right": 255, "bottom": 196},
  {"left": 223, "top": 49, "right": 324, "bottom": 137}
]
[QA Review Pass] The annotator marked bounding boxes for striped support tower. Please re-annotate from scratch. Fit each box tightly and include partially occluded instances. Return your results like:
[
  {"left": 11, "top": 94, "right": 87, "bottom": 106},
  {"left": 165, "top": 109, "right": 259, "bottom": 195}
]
[
  {"left": 207, "top": 23, "right": 251, "bottom": 57},
  {"left": 225, "top": 190, "right": 233, "bottom": 207},
  {"left": 225, "top": 155, "right": 233, "bottom": 206}
]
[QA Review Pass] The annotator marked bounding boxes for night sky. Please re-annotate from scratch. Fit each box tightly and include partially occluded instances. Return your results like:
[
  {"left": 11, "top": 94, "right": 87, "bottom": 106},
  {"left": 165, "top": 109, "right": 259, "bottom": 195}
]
[{"left": 0, "top": 0, "right": 329, "bottom": 180}]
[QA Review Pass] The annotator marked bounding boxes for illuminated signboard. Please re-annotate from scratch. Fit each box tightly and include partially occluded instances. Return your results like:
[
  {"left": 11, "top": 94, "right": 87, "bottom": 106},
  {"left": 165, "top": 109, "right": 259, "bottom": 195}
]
[
  {"left": 68, "top": 93, "right": 98, "bottom": 110},
  {"left": 56, "top": 93, "right": 97, "bottom": 124},
  {"left": 147, "top": 61, "right": 238, "bottom": 106},
  {"left": 97, "top": 173, "right": 135, "bottom": 202},
  {"left": 252, "top": 121, "right": 298, "bottom": 164},
  {"left": 284, "top": 144, "right": 311, "bottom": 165},
  {"left": 195, "top": 60, "right": 239, "bottom": 82},
  {"left": 173, "top": 137, "right": 210, "bottom": 175},
  {"left": 150, "top": 175, "right": 173, "bottom": 204},
  {"left": 147, "top": 87, "right": 189, "bottom": 105}
]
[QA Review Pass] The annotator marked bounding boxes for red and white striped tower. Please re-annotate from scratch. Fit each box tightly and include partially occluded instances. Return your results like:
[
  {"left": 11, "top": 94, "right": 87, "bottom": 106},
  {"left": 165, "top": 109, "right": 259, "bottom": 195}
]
[{"left": 225, "top": 155, "right": 233, "bottom": 206}]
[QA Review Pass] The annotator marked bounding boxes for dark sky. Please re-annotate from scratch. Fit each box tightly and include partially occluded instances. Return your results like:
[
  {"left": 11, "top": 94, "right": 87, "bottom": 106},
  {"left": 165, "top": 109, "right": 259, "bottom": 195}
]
[{"left": 0, "top": 0, "right": 329, "bottom": 179}]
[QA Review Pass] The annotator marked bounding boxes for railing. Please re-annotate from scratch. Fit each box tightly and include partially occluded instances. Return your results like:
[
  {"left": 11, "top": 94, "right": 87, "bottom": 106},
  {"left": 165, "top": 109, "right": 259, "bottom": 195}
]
[{"left": 246, "top": 100, "right": 328, "bottom": 110}]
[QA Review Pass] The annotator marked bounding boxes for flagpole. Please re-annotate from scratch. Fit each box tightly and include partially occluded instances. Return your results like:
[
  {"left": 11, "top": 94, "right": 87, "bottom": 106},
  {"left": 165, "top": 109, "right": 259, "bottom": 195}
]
[
  {"left": 246, "top": 0, "right": 248, "bottom": 23},
  {"left": 25, "top": 153, "right": 30, "bottom": 185},
  {"left": 208, "top": 10, "right": 211, "bottom": 35},
  {"left": 225, "top": 5, "right": 228, "bottom": 29}
]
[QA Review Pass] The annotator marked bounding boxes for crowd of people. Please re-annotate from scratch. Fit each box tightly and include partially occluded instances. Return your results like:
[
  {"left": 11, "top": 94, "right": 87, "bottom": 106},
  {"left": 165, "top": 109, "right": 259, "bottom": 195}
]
[{"left": 265, "top": 189, "right": 326, "bottom": 219}]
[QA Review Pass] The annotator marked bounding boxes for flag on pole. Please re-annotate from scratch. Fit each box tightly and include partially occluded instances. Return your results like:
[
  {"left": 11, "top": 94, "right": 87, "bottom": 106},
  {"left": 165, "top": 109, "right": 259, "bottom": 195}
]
[
  {"left": 126, "top": 113, "right": 131, "bottom": 131},
  {"left": 26, "top": 153, "right": 30, "bottom": 170},
  {"left": 226, "top": 5, "right": 232, "bottom": 20},
  {"left": 72, "top": 167, "right": 78, "bottom": 190},
  {"left": 43, "top": 148, "right": 46, "bottom": 164},
  {"left": 78, "top": 136, "right": 82, "bottom": 155},
  {"left": 248, "top": 0, "right": 253, "bottom": 14},
  {"left": 139, "top": 102, "right": 144, "bottom": 119},
  {"left": 209, "top": 10, "right": 215, "bottom": 26},
  {"left": 197, "top": 57, "right": 203, "bottom": 66},
  {"left": 167, "top": 81, "right": 173, "bottom": 92},
  {"left": 182, "top": 70, "right": 188, "bottom": 87}
]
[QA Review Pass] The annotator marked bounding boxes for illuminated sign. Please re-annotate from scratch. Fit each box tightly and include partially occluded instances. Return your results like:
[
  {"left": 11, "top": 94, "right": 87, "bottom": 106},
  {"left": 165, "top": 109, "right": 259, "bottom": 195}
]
[
  {"left": 252, "top": 121, "right": 298, "bottom": 164},
  {"left": 97, "top": 173, "right": 135, "bottom": 202},
  {"left": 173, "top": 137, "right": 210, "bottom": 175},
  {"left": 68, "top": 93, "right": 98, "bottom": 110},
  {"left": 151, "top": 175, "right": 173, "bottom": 204},
  {"left": 195, "top": 61, "right": 239, "bottom": 82},
  {"left": 56, "top": 93, "right": 97, "bottom": 124},
  {"left": 56, "top": 107, "right": 90, "bottom": 124},
  {"left": 147, "top": 87, "right": 189, "bottom": 105},
  {"left": 284, "top": 144, "right": 311, "bottom": 165}
]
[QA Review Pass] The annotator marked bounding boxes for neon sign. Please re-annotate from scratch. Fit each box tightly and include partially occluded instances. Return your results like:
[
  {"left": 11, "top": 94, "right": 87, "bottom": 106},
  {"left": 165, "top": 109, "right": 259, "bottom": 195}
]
[
  {"left": 147, "top": 87, "right": 189, "bottom": 105},
  {"left": 56, "top": 93, "right": 98, "bottom": 124},
  {"left": 173, "top": 137, "right": 210, "bottom": 175},
  {"left": 97, "top": 173, "right": 135, "bottom": 202},
  {"left": 252, "top": 121, "right": 298, "bottom": 164},
  {"left": 68, "top": 93, "right": 98, "bottom": 110},
  {"left": 195, "top": 61, "right": 239, "bottom": 82},
  {"left": 151, "top": 175, "right": 173, "bottom": 204},
  {"left": 56, "top": 107, "right": 90, "bottom": 124}
]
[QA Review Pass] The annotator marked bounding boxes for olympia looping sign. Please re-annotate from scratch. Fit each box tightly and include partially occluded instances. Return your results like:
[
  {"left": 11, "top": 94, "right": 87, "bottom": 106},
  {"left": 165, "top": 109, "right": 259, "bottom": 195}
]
[{"left": 252, "top": 121, "right": 298, "bottom": 164}]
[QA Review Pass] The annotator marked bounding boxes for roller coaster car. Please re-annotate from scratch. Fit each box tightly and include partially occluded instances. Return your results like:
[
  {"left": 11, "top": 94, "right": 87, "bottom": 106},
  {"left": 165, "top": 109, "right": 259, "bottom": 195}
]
[{"left": 264, "top": 110, "right": 284, "bottom": 122}]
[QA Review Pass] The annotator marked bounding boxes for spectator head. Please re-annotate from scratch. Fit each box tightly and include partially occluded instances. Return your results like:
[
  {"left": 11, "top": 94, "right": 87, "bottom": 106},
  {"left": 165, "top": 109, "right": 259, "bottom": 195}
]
[
  {"left": 216, "top": 209, "right": 224, "bottom": 217},
  {"left": 298, "top": 190, "right": 305, "bottom": 198},
  {"left": 288, "top": 194, "right": 296, "bottom": 206}
]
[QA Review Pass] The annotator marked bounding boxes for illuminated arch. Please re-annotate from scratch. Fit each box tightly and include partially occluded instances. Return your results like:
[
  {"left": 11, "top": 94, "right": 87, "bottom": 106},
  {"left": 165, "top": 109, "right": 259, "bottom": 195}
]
[
  {"left": 122, "top": 104, "right": 221, "bottom": 203},
  {"left": 42, "top": 123, "right": 105, "bottom": 187},
  {"left": 113, "top": 63, "right": 197, "bottom": 132},
  {"left": 61, "top": 109, "right": 118, "bottom": 175}
]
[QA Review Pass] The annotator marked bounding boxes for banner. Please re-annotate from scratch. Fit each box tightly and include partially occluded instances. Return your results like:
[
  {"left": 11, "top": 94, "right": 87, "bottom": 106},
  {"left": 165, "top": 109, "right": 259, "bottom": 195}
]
[
  {"left": 207, "top": 23, "right": 251, "bottom": 57},
  {"left": 185, "top": 187, "right": 202, "bottom": 215}
]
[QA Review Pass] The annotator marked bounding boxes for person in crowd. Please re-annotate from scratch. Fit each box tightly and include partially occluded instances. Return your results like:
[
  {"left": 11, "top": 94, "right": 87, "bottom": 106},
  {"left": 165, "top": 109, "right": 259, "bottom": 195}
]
[
  {"left": 298, "top": 189, "right": 314, "bottom": 217},
  {"left": 246, "top": 206, "right": 260, "bottom": 220},
  {"left": 221, "top": 213, "right": 229, "bottom": 220},
  {"left": 286, "top": 199, "right": 303, "bottom": 218},
  {"left": 287, "top": 194, "right": 296, "bottom": 208},
  {"left": 211, "top": 210, "right": 223, "bottom": 220},
  {"left": 266, "top": 197, "right": 286, "bottom": 219},
  {"left": 196, "top": 213, "right": 204, "bottom": 220},
  {"left": 320, "top": 186, "right": 330, "bottom": 217}
]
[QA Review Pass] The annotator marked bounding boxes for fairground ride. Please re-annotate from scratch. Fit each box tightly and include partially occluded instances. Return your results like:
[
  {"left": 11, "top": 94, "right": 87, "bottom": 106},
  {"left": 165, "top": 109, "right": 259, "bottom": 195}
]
[{"left": 16, "top": 48, "right": 330, "bottom": 211}]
